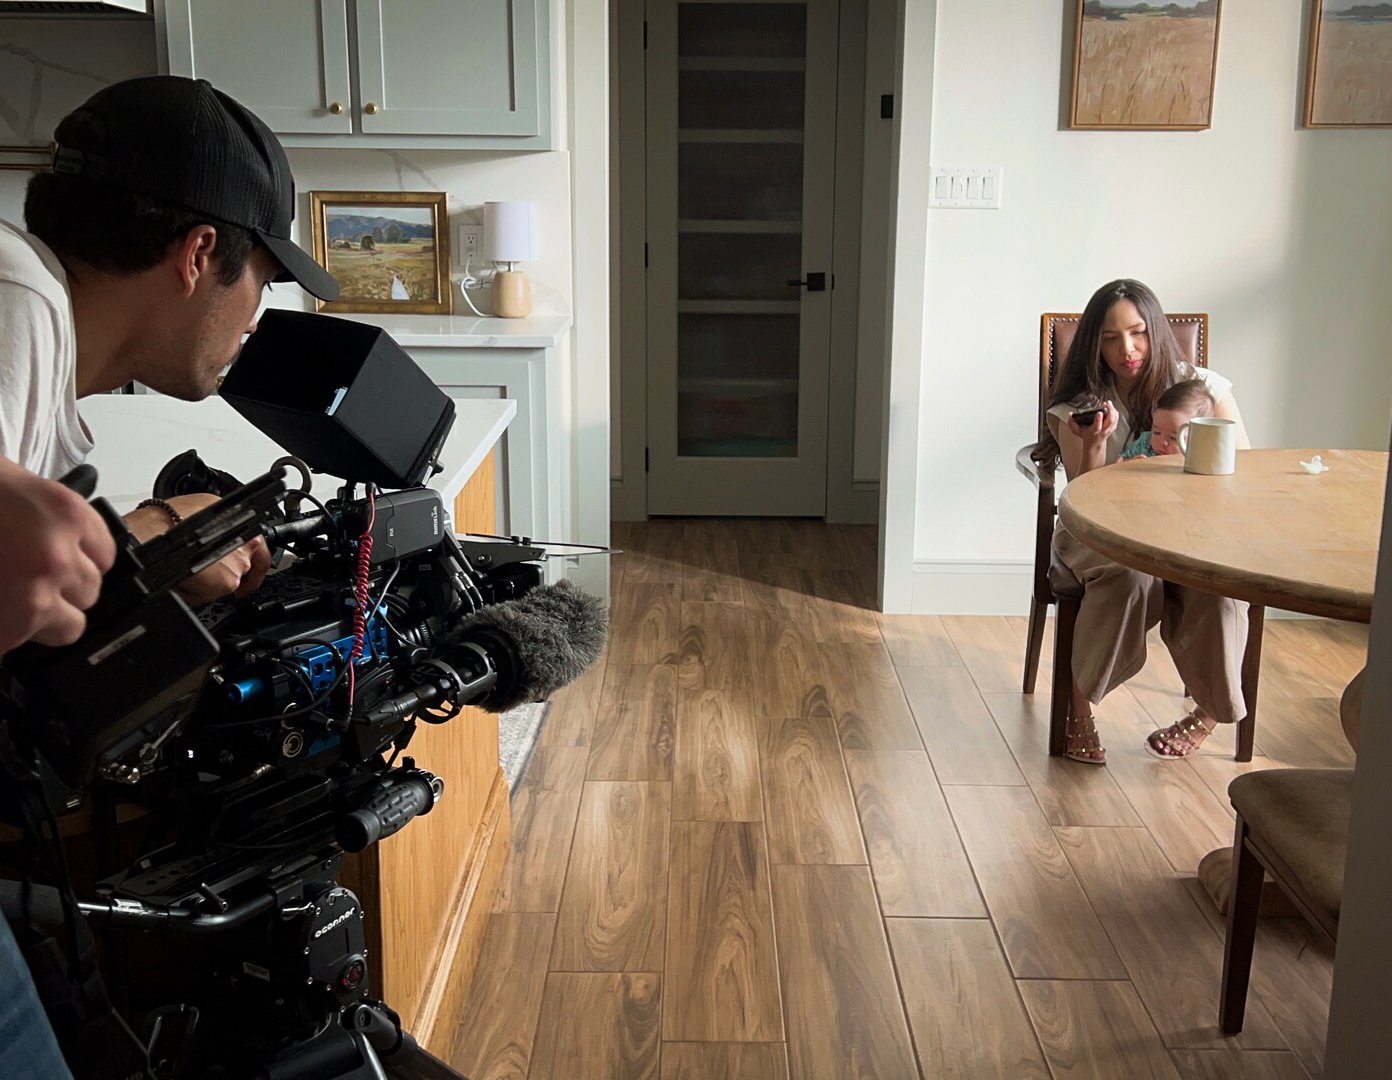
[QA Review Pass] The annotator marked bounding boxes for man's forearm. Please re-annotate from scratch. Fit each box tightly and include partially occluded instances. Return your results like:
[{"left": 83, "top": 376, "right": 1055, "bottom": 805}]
[{"left": 123, "top": 504, "right": 174, "bottom": 543}]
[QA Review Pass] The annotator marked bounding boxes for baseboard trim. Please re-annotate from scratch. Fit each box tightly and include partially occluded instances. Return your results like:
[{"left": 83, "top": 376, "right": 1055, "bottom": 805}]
[
  {"left": 910, "top": 559, "right": 1033, "bottom": 615},
  {"left": 409, "top": 766, "right": 512, "bottom": 1056}
]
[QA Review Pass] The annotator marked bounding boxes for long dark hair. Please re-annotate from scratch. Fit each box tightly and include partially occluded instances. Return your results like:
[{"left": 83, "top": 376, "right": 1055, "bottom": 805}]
[{"left": 1032, "top": 279, "right": 1192, "bottom": 469}]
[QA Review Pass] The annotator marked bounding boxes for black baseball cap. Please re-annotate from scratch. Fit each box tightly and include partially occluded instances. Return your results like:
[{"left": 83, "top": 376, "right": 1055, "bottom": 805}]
[{"left": 51, "top": 76, "right": 339, "bottom": 301}]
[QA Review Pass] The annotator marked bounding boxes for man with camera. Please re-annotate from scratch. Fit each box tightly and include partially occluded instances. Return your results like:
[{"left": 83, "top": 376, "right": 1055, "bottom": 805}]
[
  {"left": 0, "top": 75, "right": 338, "bottom": 1079},
  {"left": 2, "top": 75, "right": 339, "bottom": 599}
]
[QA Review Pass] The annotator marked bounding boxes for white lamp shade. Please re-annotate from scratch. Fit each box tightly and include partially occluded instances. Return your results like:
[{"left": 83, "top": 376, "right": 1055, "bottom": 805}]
[{"left": 484, "top": 201, "right": 538, "bottom": 263}]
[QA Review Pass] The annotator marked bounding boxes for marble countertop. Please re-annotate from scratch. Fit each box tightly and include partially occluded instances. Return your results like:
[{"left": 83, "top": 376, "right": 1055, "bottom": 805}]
[
  {"left": 79, "top": 395, "right": 515, "bottom": 516},
  {"left": 331, "top": 313, "right": 572, "bottom": 349}
]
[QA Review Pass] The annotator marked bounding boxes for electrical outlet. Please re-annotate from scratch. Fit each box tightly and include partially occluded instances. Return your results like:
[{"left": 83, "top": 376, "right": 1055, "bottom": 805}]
[{"left": 456, "top": 225, "right": 483, "bottom": 264}]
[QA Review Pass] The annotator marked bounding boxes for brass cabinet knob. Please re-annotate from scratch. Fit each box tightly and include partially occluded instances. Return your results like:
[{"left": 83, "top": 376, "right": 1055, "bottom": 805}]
[
  {"left": 364, "top": 102, "right": 379, "bottom": 115},
  {"left": 328, "top": 101, "right": 344, "bottom": 115}
]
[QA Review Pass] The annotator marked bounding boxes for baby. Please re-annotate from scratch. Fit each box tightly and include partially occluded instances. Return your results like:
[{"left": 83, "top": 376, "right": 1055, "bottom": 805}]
[{"left": 1118, "top": 378, "right": 1216, "bottom": 461}]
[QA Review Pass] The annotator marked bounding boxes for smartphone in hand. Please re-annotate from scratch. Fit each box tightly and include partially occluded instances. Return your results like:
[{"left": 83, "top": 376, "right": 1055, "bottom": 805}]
[{"left": 1071, "top": 406, "right": 1105, "bottom": 428}]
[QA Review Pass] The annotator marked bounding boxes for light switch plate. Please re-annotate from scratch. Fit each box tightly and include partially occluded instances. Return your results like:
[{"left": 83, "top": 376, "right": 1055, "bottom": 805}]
[{"left": 929, "top": 166, "right": 1003, "bottom": 210}]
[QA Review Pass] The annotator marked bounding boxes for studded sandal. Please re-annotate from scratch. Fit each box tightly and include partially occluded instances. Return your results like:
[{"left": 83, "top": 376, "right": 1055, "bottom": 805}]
[
  {"left": 1064, "top": 714, "right": 1106, "bottom": 765},
  {"left": 1144, "top": 709, "right": 1216, "bottom": 759}
]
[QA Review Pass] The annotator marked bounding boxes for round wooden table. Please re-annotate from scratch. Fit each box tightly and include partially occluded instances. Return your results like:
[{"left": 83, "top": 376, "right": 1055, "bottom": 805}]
[
  {"left": 1059, "top": 448, "right": 1384, "bottom": 905},
  {"left": 1058, "top": 448, "right": 1383, "bottom": 624}
]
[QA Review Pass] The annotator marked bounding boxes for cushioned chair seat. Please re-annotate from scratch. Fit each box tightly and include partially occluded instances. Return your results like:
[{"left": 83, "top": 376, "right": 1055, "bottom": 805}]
[{"left": 1228, "top": 768, "right": 1353, "bottom": 924}]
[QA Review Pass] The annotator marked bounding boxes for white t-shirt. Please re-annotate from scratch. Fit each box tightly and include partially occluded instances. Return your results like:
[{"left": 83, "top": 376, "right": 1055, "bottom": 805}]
[
  {"left": 1045, "top": 366, "right": 1235, "bottom": 465},
  {"left": 0, "top": 219, "right": 93, "bottom": 478}
]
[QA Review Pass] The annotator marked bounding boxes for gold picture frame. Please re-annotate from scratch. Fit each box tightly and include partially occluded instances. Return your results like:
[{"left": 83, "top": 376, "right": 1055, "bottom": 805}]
[
  {"left": 1069, "top": 0, "right": 1223, "bottom": 131},
  {"left": 1304, "top": 1, "right": 1392, "bottom": 128},
  {"left": 309, "top": 191, "right": 452, "bottom": 315}
]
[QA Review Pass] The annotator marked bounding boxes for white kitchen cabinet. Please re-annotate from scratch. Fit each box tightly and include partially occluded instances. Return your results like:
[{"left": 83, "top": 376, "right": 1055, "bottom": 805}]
[
  {"left": 158, "top": 0, "right": 551, "bottom": 149},
  {"left": 414, "top": 347, "right": 554, "bottom": 544},
  {"left": 330, "top": 314, "right": 573, "bottom": 546}
]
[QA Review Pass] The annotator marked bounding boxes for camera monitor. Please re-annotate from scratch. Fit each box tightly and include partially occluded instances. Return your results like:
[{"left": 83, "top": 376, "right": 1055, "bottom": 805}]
[{"left": 220, "top": 309, "right": 454, "bottom": 489}]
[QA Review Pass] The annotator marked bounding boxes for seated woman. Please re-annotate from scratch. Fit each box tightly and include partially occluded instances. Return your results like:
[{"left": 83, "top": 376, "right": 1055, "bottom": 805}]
[{"left": 1032, "top": 279, "right": 1252, "bottom": 764}]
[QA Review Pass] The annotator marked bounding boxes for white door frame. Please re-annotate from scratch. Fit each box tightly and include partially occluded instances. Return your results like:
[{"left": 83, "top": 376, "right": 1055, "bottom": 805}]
[{"left": 876, "top": 0, "right": 935, "bottom": 612}]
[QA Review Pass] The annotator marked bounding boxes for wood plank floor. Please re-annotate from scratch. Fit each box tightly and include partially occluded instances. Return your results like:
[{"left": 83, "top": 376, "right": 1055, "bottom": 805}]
[{"left": 454, "top": 520, "right": 1361, "bottom": 1079}]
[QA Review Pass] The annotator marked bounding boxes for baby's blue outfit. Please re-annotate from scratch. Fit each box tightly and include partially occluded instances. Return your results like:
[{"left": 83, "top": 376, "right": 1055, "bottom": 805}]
[{"left": 1118, "top": 431, "right": 1157, "bottom": 461}]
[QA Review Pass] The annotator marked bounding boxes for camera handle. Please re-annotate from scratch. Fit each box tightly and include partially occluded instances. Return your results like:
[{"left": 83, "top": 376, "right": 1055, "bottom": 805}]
[{"left": 348, "top": 1002, "right": 469, "bottom": 1079}]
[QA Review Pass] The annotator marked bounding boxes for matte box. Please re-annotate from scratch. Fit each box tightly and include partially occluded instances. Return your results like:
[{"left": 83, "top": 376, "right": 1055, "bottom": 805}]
[{"left": 220, "top": 309, "right": 454, "bottom": 489}]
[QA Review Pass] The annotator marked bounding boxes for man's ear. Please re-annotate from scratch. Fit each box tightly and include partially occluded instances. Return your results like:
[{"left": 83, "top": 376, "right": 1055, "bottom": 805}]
[{"left": 172, "top": 225, "right": 220, "bottom": 297}]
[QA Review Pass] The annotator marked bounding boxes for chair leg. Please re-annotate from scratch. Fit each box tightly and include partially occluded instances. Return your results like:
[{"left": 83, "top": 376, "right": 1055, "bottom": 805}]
[
  {"left": 1023, "top": 596, "right": 1049, "bottom": 694},
  {"left": 1236, "top": 605, "right": 1264, "bottom": 763},
  {"left": 1049, "top": 595, "right": 1079, "bottom": 757},
  {"left": 1220, "top": 819, "right": 1264, "bottom": 1035}
]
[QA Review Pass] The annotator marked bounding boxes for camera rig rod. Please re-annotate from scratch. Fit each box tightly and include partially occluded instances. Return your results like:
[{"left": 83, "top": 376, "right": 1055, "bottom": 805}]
[{"left": 0, "top": 879, "right": 275, "bottom": 936}]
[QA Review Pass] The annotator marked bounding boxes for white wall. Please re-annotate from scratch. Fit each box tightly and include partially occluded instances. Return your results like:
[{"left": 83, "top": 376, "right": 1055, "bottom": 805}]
[{"left": 896, "top": 0, "right": 1392, "bottom": 614}]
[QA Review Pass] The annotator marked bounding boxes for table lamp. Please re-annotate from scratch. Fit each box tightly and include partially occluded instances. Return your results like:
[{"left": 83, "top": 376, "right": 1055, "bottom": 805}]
[{"left": 484, "top": 200, "right": 538, "bottom": 318}]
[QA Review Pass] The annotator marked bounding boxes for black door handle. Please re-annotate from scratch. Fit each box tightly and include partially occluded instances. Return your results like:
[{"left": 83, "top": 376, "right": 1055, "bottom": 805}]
[{"left": 786, "top": 272, "right": 826, "bottom": 292}]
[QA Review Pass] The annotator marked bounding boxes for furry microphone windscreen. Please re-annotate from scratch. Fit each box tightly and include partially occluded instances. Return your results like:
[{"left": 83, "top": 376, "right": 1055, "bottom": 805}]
[{"left": 453, "top": 578, "right": 608, "bottom": 712}]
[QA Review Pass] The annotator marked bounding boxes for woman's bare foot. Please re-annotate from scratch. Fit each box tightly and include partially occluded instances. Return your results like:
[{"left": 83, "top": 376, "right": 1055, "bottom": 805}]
[
  {"left": 1145, "top": 708, "right": 1218, "bottom": 759},
  {"left": 1065, "top": 713, "right": 1106, "bottom": 765}
]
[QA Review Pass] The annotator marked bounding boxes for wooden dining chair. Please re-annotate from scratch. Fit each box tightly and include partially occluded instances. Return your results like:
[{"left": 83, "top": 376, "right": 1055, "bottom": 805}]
[
  {"left": 1220, "top": 768, "right": 1349, "bottom": 1034},
  {"left": 1016, "top": 312, "right": 1264, "bottom": 762}
]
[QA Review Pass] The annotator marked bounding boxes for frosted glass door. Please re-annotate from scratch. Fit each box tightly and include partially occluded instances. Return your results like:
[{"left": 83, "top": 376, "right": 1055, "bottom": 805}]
[{"left": 646, "top": 0, "right": 838, "bottom": 515}]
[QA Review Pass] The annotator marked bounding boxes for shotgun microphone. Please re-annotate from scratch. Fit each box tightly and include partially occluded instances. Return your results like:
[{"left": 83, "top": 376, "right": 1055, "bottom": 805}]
[{"left": 363, "top": 579, "right": 608, "bottom": 723}]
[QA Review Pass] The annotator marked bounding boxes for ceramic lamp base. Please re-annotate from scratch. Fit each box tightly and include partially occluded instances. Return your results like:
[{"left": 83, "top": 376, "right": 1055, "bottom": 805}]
[{"left": 491, "top": 270, "right": 533, "bottom": 318}]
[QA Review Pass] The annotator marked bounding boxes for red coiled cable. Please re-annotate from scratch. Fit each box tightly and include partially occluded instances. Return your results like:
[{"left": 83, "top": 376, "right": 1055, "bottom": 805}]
[{"left": 347, "top": 489, "right": 377, "bottom": 707}]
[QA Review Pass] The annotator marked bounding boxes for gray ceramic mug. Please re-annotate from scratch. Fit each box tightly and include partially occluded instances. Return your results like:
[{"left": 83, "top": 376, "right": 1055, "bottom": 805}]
[{"left": 1179, "top": 416, "right": 1237, "bottom": 475}]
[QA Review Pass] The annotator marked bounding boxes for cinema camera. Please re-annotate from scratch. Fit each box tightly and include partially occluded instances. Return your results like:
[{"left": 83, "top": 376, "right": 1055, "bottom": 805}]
[{"left": 0, "top": 310, "right": 607, "bottom": 1080}]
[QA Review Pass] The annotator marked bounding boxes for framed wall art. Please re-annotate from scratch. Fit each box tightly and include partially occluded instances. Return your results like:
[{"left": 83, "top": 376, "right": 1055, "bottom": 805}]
[
  {"left": 309, "top": 191, "right": 452, "bottom": 315},
  {"left": 1304, "top": 1, "right": 1392, "bottom": 127},
  {"left": 1070, "top": 0, "right": 1223, "bottom": 130}
]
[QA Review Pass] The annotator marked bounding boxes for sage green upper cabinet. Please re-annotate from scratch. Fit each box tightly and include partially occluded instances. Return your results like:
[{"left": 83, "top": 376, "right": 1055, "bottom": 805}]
[
  {"left": 160, "top": 0, "right": 354, "bottom": 135},
  {"left": 159, "top": 0, "right": 552, "bottom": 149},
  {"left": 356, "top": 1, "right": 544, "bottom": 137}
]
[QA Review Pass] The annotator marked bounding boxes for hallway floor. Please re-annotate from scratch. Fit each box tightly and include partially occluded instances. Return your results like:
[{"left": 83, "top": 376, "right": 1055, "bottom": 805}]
[{"left": 451, "top": 519, "right": 1361, "bottom": 1079}]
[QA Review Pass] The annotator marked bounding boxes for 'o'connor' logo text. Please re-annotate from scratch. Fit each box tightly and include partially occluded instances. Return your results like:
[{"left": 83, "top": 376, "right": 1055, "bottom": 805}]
[{"left": 313, "top": 906, "right": 358, "bottom": 939}]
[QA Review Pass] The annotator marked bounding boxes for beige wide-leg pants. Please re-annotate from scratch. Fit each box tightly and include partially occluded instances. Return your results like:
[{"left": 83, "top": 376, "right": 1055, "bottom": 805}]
[{"left": 1052, "top": 526, "right": 1248, "bottom": 724}]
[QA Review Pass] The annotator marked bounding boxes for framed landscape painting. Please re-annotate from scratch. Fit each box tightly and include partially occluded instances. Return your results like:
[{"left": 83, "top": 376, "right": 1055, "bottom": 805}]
[
  {"left": 1305, "top": 1, "right": 1392, "bottom": 127},
  {"left": 309, "top": 191, "right": 452, "bottom": 315},
  {"left": 1070, "top": 0, "right": 1223, "bottom": 130}
]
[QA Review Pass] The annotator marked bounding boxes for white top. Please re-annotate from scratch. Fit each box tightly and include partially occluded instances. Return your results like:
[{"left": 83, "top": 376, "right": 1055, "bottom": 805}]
[
  {"left": 78, "top": 395, "right": 515, "bottom": 520},
  {"left": 333, "top": 312, "right": 571, "bottom": 349},
  {"left": 1045, "top": 366, "right": 1235, "bottom": 465},
  {"left": 0, "top": 220, "right": 93, "bottom": 477}
]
